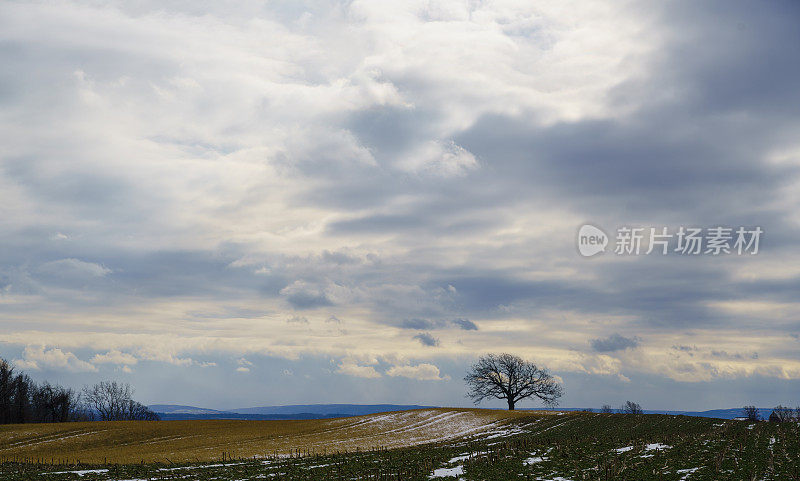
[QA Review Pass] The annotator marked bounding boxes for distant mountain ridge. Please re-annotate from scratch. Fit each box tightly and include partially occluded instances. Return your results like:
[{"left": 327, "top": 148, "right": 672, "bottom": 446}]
[
  {"left": 532, "top": 407, "right": 772, "bottom": 420},
  {"left": 149, "top": 404, "right": 774, "bottom": 421},
  {"left": 232, "top": 404, "right": 431, "bottom": 416},
  {"left": 150, "top": 404, "right": 432, "bottom": 421},
  {"left": 149, "top": 404, "right": 228, "bottom": 415}
]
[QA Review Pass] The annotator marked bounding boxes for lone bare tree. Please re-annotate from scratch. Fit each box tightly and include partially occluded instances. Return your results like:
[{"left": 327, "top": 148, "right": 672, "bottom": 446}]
[
  {"left": 621, "top": 401, "right": 643, "bottom": 414},
  {"left": 768, "top": 405, "right": 794, "bottom": 423},
  {"left": 82, "top": 381, "right": 159, "bottom": 421},
  {"left": 465, "top": 353, "right": 563, "bottom": 410},
  {"left": 743, "top": 405, "right": 760, "bottom": 421},
  {"left": 82, "top": 381, "right": 132, "bottom": 421}
]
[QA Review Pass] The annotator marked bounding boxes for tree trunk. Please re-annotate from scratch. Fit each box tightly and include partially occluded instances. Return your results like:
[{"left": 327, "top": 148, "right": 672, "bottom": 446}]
[{"left": 507, "top": 399, "right": 515, "bottom": 410}]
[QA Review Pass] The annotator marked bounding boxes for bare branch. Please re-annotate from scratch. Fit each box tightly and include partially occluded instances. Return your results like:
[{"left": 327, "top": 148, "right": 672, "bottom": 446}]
[{"left": 464, "top": 353, "right": 563, "bottom": 410}]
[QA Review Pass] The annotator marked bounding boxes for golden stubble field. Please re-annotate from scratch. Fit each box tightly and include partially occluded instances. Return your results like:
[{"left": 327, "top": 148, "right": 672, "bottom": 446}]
[{"left": 0, "top": 408, "right": 559, "bottom": 464}]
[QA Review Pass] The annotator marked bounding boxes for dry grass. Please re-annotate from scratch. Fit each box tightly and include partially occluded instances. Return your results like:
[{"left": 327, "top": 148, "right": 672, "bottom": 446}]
[{"left": 0, "top": 408, "right": 558, "bottom": 464}]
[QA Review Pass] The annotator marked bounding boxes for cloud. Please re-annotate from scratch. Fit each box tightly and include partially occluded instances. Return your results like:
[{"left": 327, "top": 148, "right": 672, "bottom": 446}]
[
  {"left": 320, "top": 250, "right": 360, "bottom": 265},
  {"left": 590, "top": 334, "right": 641, "bottom": 353},
  {"left": 336, "top": 359, "right": 381, "bottom": 379},
  {"left": 0, "top": 0, "right": 798, "bottom": 408},
  {"left": 236, "top": 357, "right": 253, "bottom": 372},
  {"left": 399, "top": 318, "right": 477, "bottom": 330},
  {"left": 413, "top": 332, "right": 440, "bottom": 347},
  {"left": 37, "top": 258, "right": 111, "bottom": 279},
  {"left": 14, "top": 346, "right": 97, "bottom": 372},
  {"left": 401, "top": 318, "right": 435, "bottom": 330},
  {"left": 279, "top": 281, "right": 334, "bottom": 309},
  {"left": 451, "top": 318, "right": 478, "bottom": 331},
  {"left": 91, "top": 350, "right": 138, "bottom": 366},
  {"left": 134, "top": 348, "right": 195, "bottom": 367},
  {"left": 397, "top": 140, "right": 478, "bottom": 176},
  {"left": 386, "top": 363, "right": 449, "bottom": 381},
  {"left": 286, "top": 315, "right": 309, "bottom": 324}
]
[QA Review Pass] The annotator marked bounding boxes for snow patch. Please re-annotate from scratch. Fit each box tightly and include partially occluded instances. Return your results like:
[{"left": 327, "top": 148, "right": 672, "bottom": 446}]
[
  {"left": 44, "top": 469, "right": 109, "bottom": 476},
  {"left": 676, "top": 467, "right": 699, "bottom": 480},
  {"left": 430, "top": 465, "right": 464, "bottom": 478}
]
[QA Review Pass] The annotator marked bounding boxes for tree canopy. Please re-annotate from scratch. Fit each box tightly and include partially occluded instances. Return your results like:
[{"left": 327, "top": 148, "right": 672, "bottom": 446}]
[{"left": 464, "top": 353, "right": 563, "bottom": 410}]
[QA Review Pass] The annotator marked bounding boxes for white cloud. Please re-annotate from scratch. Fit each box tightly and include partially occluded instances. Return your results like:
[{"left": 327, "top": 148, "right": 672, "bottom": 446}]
[
  {"left": 398, "top": 141, "right": 478, "bottom": 176},
  {"left": 38, "top": 258, "right": 111, "bottom": 278},
  {"left": 336, "top": 359, "right": 381, "bottom": 379},
  {"left": 386, "top": 363, "right": 449, "bottom": 381},
  {"left": 236, "top": 357, "right": 252, "bottom": 373},
  {"left": 135, "top": 348, "right": 194, "bottom": 367},
  {"left": 91, "top": 350, "right": 138, "bottom": 365},
  {"left": 14, "top": 346, "right": 97, "bottom": 373}
]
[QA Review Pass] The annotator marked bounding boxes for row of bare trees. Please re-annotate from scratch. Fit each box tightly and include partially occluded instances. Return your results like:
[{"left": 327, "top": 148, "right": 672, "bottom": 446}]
[
  {"left": 598, "top": 401, "right": 643, "bottom": 414},
  {"left": 0, "top": 360, "right": 85, "bottom": 423},
  {"left": 744, "top": 405, "right": 800, "bottom": 423},
  {"left": 82, "top": 381, "right": 159, "bottom": 421},
  {"left": 0, "top": 359, "right": 158, "bottom": 424}
]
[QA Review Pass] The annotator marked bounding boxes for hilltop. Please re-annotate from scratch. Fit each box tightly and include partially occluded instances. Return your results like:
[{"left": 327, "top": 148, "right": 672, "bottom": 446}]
[
  {"left": 149, "top": 403, "right": 768, "bottom": 420},
  {"left": 1, "top": 408, "right": 797, "bottom": 480},
  {"left": 151, "top": 403, "right": 432, "bottom": 420}
]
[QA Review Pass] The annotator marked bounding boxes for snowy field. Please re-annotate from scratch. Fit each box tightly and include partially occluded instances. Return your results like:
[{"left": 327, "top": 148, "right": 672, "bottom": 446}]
[
  {"left": 0, "top": 410, "right": 797, "bottom": 480},
  {"left": 0, "top": 408, "right": 547, "bottom": 464}
]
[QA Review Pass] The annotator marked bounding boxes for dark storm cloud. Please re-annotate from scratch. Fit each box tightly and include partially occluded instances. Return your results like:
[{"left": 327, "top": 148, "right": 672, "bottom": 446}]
[
  {"left": 649, "top": 0, "right": 800, "bottom": 118},
  {"left": 445, "top": 0, "right": 800, "bottom": 233},
  {"left": 451, "top": 318, "right": 478, "bottom": 331},
  {"left": 401, "top": 318, "right": 436, "bottom": 330},
  {"left": 282, "top": 290, "right": 333, "bottom": 310},
  {"left": 413, "top": 332, "right": 439, "bottom": 347},
  {"left": 188, "top": 307, "right": 268, "bottom": 320},
  {"left": 328, "top": 215, "right": 428, "bottom": 235},
  {"left": 346, "top": 106, "right": 438, "bottom": 157},
  {"left": 710, "top": 350, "right": 752, "bottom": 361},
  {"left": 590, "top": 334, "right": 640, "bottom": 353},
  {"left": 320, "top": 250, "right": 361, "bottom": 265},
  {"left": 399, "top": 318, "right": 478, "bottom": 331}
]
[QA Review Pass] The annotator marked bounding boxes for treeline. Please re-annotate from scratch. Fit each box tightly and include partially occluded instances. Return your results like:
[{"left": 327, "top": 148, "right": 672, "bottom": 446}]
[
  {"left": 597, "top": 401, "right": 643, "bottom": 414},
  {"left": 0, "top": 359, "right": 159, "bottom": 424},
  {"left": 744, "top": 404, "right": 800, "bottom": 423}
]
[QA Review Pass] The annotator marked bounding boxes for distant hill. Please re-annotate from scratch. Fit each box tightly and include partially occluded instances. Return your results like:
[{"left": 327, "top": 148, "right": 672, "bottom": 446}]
[
  {"left": 232, "top": 404, "right": 432, "bottom": 416},
  {"left": 149, "top": 404, "right": 228, "bottom": 415},
  {"left": 155, "top": 412, "right": 349, "bottom": 421},
  {"left": 151, "top": 404, "right": 776, "bottom": 421},
  {"left": 536, "top": 407, "right": 773, "bottom": 420},
  {"left": 150, "top": 403, "right": 433, "bottom": 420},
  {"left": 672, "top": 407, "right": 772, "bottom": 420}
]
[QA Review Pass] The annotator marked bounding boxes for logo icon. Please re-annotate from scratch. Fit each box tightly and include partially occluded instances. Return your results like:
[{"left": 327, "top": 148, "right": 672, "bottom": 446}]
[{"left": 577, "top": 224, "right": 608, "bottom": 257}]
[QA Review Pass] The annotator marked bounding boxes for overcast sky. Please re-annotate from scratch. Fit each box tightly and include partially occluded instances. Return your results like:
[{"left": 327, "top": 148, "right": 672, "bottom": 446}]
[{"left": 1, "top": 0, "right": 799, "bottom": 411}]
